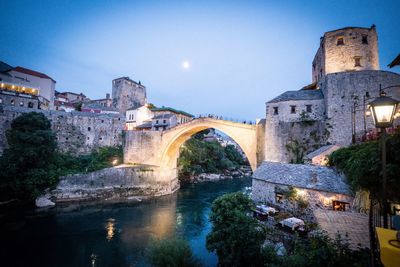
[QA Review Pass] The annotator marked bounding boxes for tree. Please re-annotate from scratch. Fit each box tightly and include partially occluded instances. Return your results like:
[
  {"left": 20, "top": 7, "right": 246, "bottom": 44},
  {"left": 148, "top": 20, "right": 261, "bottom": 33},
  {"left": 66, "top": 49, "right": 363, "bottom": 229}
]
[
  {"left": 206, "top": 192, "right": 265, "bottom": 267},
  {"left": 0, "top": 112, "right": 58, "bottom": 201},
  {"left": 147, "top": 238, "right": 201, "bottom": 267}
]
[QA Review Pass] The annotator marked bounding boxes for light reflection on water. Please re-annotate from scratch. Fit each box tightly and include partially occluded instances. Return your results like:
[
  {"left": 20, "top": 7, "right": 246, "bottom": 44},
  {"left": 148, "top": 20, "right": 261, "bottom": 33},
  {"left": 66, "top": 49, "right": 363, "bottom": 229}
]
[{"left": 3, "top": 178, "right": 251, "bottom": 267}]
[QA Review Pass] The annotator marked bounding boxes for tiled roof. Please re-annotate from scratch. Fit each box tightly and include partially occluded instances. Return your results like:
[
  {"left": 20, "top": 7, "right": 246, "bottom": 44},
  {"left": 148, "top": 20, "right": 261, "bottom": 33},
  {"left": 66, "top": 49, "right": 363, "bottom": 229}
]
[
  {"left": 267, "top": 89, "right": 323, "bottom": 103},
  {"left": 0, "top": 61, "right": 13, "bottom": 73},
  {"left": 150, "top": 106, "right": 194, "bottom": 117},
  {"left": 388, "top": 54, "right": 400, "bottom": 68},
  {"left": 252, "top": 161, "right": 352, "bottom": 195},
  {"left": 13, "top": 66, "right": 56, "bottom": 82},
  {"left": 136, "top": 121, "right": 152, "bottom": 128},
  {"left": 305, "top": 145, "right": 341, "bottom": 159}
]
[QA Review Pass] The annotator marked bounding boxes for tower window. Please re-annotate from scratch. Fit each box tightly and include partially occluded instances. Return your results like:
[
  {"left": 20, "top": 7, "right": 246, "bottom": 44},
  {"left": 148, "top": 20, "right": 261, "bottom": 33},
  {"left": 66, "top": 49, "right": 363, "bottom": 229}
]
[
  {"left": 337, "top": 37, "right": 344, "bottom": 46},
  {"left": 362, "top": 34, "right": 368, "bottom": 44},
  {"left": 290, "top": 105, "right": 296, "bottom": 114},
  {"left": 306, "top": 105, "right": 312, "bottom": 113},
  {"left": 19, "top": 101, "right": 24, "bottom": 107},
  {"left": 354, "top": 57, "right": 362, "bottom": 67},
  {"left": 10, "top": 99, "right": 15, "bottom": 105},
  {"left": 273, "top": 107, "right": 279, "bottom": 115}
]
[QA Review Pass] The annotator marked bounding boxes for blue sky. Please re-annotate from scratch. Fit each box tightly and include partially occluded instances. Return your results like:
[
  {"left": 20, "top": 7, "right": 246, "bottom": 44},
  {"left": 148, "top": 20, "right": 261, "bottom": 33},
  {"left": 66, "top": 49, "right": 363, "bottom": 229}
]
[{"left": 1, "top": 0, "right": 399, "bottom": 120}]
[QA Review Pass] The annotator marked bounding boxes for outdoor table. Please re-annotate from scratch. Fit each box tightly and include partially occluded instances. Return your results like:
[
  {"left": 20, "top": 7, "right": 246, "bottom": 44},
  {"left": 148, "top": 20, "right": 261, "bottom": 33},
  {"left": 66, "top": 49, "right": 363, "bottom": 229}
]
[{"left": 376, "top": 227, "right": 400, "bottom": 267}]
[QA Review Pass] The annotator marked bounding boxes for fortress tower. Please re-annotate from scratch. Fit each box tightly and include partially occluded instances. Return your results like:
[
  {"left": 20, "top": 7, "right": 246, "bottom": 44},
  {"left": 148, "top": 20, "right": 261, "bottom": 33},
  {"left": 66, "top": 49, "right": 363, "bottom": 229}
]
[
  {"left": 312, "top": 25, "right": 379, "bottom": 83},
  {"left": 112, "top": 77, "right": 147, "bottom": 114}
]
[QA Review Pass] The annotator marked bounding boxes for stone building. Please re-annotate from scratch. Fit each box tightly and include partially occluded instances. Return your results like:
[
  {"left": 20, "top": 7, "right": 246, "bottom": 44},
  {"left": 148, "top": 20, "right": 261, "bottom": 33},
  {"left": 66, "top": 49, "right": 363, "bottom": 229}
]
[
  {"left": 112, "top": 77, "right": 147, "bottom": 114},
  {"left": 252, "top": 162, "right": 354, "bottom": 215},
  {"left": 264, "top": 25, "right": 400, "bottom": 163},
  {"left": 0, "top": 61, "right": 56, "bottom": 109},
  {"left": 0, "top": 105, "right": 125, "bottom": 155}
]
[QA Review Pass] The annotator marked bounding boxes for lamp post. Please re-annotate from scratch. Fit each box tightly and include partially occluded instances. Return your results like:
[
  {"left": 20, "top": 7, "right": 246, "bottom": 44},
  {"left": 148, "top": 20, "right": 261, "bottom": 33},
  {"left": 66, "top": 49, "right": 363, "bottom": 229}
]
[{"left": 369, "top": 91, "right": 399, "bottom": 228}]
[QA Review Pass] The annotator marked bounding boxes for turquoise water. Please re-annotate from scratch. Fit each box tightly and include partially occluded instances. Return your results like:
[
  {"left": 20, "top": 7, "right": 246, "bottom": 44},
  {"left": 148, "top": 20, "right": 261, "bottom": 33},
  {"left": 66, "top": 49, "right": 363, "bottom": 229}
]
[{"left": 2, "top": 178, "right": 251, "bottom": 267}]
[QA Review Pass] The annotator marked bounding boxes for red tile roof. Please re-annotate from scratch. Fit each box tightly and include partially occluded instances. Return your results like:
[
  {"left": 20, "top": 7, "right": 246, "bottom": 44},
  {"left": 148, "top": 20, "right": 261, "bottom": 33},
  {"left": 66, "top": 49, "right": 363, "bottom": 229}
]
[{"left": 12, "top": 66, "right": 56, "bottom": 82}]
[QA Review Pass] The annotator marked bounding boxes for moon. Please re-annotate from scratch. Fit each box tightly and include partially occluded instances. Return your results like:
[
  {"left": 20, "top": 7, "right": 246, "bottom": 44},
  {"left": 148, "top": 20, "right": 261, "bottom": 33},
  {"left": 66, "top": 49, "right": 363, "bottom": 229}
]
[{"left": 182, "top": 61, "right": 190, "bottom": 70}]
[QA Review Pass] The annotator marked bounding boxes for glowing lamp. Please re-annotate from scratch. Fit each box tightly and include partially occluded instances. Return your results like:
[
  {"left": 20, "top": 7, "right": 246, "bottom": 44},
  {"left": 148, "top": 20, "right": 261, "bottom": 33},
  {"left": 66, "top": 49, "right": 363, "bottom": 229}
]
[
  {"left": 369, "top": 95, "right": 398, "bottom": 128},
  {"left": 112, "top": 159, "right": 118, "bottom": 166}
]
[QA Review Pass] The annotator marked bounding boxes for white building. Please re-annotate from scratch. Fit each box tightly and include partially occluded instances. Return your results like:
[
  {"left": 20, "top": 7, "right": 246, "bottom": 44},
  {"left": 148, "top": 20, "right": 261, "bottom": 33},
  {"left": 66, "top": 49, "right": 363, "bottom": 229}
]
[
  {"left": 0, "top": 62, "right": 56, "bottom": 109},
  {"left": 125, "top": 105, "right": 153, "bottom": 130}
]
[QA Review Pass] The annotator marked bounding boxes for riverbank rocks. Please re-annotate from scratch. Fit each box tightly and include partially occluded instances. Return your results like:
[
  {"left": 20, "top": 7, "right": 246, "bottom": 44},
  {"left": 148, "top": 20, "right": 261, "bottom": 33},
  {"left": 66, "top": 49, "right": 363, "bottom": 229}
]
[
  {"left": 35, "top": 194, "right": 55, "bottom": 208},
  {"left": 188, "top": 167, "right": 253, "bottom": 182},
  {"left": 51, "top": 165, "right": 179, "bottom": 204}
]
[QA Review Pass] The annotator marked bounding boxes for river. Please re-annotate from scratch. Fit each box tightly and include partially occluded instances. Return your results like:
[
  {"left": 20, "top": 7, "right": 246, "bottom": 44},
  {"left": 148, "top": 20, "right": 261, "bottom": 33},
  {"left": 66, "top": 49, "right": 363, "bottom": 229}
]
[{"left": 2, "top": 177, "right": 251, "bottom": 267}]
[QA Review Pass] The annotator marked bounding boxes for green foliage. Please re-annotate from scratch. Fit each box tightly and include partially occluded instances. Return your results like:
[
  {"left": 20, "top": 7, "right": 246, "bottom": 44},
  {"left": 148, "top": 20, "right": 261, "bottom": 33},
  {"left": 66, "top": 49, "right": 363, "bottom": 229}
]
[
  {"left": 0, "top": 112, "right": 58, "bottom": 201},
  {"left": 206, "top": 192, "right": 265, "bottom": 267},
  {"left": 285, "top": 139, "right": 305, "bottom": 164},
  {"left": 147, "top": 238, "right": 201, "bottom": 267},
  {"left": 74, "top": 102, "right": 82, "bottom": 111},
  {"left": 0, "top": 112, "right": 124, "bottom": 203},
  {"left": 279, "top": 233, "right": 369, "bottom": 267},
  {"left": 178, "top": 131, "right": 245, "bottom": 179},
  {"left": 329, "top": 130, "right": 400, "bottom": 200}
]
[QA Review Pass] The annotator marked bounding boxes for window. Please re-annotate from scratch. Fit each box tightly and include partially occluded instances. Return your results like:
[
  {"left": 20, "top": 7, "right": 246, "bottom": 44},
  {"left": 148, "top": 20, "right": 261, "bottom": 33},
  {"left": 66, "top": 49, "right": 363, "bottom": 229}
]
[
  {"left": 362, "top": 34, "right": 368, "bottom": 44},
  {"left": 273, "top": 107, "right": 279, "bottom": 115},
  {"left": 101, "top": 120, "right": 104, "bottom": 123},
  {"left": 306, "top": 105, "right": 312, "bottom": 113},
  {"left": 275, "top": 193, "right": 283, "bottom": 203},
  {"left": 290, "top": 105, "right": 296, "bottom": 114},
  {"left": 354, "top": 56, "right": 361, "bottom": 67},
  {"left": 163, "top": 119, "right": 166, "bottom": 123},
  {"left": 0, "top": 98, "right": 3, "bottom": 104},
  {"left": 19, "top": 101, "right": 24, "bottom": 107},
  {"left": 88, "top": 127, "right": 91, "bottom": 131},
  {"left": 337, "top": 37, "right": 344, "bottom": 45},
  {"left": 156, "top": 120, "right": 159, "bottom": 124},
  {"left": 10, "top": 99, "right": 15, "bottom": 105}
]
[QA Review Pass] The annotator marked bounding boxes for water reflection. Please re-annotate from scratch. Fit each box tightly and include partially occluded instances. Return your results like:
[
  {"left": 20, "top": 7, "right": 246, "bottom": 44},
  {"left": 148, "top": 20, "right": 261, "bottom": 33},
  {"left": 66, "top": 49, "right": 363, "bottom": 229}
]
[
  {"left": 105, "top": 218, "right": 115, "bottom": 241},
  {"left": 2, "top": 178, "right": 251, "bottom": 267}
]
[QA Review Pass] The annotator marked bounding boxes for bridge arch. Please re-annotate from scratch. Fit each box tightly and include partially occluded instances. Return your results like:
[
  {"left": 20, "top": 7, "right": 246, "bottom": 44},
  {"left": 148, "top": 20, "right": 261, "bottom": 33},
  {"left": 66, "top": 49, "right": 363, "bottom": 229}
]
[{"left": 159, "top": 118, "right": 258, "bottom": 173}]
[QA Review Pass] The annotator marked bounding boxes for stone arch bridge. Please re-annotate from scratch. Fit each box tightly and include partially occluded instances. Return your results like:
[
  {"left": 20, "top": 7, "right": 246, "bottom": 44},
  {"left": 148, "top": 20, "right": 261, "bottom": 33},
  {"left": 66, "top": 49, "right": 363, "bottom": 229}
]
[{"left": 124, "top": 118, "right": 265, "bottom": 188}]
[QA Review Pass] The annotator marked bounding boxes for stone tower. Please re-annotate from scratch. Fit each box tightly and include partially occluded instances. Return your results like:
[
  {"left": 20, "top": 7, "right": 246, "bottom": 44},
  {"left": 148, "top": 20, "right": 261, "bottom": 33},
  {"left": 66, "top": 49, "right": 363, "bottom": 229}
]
[
  {"left": 112, "top": 77, "right": 147, "bottom": 114},
  {"left": 312, "top": 25, "right": 379, "bottom": 83}
]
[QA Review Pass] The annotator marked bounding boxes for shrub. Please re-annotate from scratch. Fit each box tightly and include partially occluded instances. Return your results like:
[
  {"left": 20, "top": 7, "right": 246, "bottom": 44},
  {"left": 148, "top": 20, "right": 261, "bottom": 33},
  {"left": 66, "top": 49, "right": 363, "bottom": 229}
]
[{"left": 147, "top": 238, "right": 201, "bottom": 267}]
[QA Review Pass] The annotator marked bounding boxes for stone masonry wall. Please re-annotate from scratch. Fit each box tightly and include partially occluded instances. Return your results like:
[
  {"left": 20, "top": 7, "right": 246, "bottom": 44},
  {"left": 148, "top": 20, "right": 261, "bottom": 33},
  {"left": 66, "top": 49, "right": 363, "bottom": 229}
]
[
  {"left": 322, "top": 70, "right": 400, "bottom": 145},
  {"left": 323, "top": 26, "right": 379, "bottom": 75},
  {"left": 0, "top": 105, "right": 125, "bottom": 155},
  {"left": 252, "top": 178, "right": 354, "bottom": 217},
  {"left": 112, "top": 78, "right": 147, "bottom": 114}
]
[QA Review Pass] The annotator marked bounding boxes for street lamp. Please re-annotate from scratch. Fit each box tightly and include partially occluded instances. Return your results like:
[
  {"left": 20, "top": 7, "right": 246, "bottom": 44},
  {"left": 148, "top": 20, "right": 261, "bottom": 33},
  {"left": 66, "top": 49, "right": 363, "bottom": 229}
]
[{"left": 369, "top": 92, "right": 399, "bottom": 228}]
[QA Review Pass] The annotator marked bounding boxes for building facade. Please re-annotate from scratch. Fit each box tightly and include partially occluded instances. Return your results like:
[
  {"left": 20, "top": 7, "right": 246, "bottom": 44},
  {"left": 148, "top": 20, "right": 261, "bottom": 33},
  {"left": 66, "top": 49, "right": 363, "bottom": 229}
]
[
  {"left": 112, "top": 77, "right": 147, "bottom": 114},
  {"left": 264, "top": 25, "right": 400, "bottom": 163},
  {"left": 0, "top": 62, "right": 56, "bottom": 109}
]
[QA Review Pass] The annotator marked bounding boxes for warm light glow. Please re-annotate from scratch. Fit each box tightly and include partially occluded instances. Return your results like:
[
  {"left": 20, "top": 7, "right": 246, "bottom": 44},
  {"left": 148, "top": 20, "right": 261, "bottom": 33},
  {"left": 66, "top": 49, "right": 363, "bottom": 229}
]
[
  {"left": 372, "top": 105, "right": 395, "bottom": 123},
  {"left": 106, "top": 218, "right": 115, "bottom": 241},
  {"left": 182, "top": 61, "right": 190, "bottom": 70},
  {"left": 11, "top": 85, "right": 15, "bottom": 89},
  {"left": 365, "top": 110, "right": 371, "bottom": 117},
  {"left": 0, "top": 83, "right": 4, "bottom": 87},
  {"left": 112, "top": 159, "right": 118, "bottom": 166}
]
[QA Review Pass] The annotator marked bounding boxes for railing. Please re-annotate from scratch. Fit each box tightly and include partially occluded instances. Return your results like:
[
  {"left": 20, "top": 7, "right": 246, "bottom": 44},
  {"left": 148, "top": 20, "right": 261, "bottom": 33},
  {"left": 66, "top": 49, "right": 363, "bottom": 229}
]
[
  {"left": 369, "top": 198, "right": 395, "bottom": 267},
  {"left": 196, "top": 114, "right": 256, "bottom": 125}
]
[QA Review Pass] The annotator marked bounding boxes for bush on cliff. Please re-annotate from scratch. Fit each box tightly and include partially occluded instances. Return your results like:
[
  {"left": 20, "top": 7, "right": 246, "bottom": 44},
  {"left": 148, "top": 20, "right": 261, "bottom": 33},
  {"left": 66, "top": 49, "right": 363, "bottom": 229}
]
[
  {"left": 329, "top": 129, "right": 400, "bottom": 200},
  {"left": 0, "top": 112, "right": 58, "bottom": 201}
]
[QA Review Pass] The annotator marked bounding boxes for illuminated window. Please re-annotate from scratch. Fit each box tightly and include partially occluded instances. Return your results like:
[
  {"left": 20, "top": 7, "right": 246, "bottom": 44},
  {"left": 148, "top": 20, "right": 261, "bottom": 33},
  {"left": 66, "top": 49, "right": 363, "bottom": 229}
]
[
  {"left": 290, "top": 105, "right": 296, "bottom": 114},
  {"left": 354, "top": 56, "right": 362, "bottom": 67},
  {"left": 362, "top": 34, "right": 368, "bottom": 44},
  {"left": 0, "top": 98, "right": 2, "bottom": 104},
  {"left": 337, "top": 37, "right": 344, "bottom": 45},
  {"left": 306, "top": 105, "right": 312, "bottom": 113},
  {"left": 19, "top": 101, "right": 24, "bottom": 107},
  {"left": 273, "top": 107, "right": 279, "bottom": 115}
]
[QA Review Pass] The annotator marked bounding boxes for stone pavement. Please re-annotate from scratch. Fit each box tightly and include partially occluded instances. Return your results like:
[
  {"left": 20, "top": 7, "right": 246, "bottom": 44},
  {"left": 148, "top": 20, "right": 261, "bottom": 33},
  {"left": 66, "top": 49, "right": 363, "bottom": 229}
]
[{"left": 314, "top": 209, "right": 369, "bottom": 249}]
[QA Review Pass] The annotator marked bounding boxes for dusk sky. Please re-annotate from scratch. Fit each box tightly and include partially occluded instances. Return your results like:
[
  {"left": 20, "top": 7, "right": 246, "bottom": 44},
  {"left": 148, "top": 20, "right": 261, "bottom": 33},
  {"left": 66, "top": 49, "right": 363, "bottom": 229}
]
[{"left": 1, "top": 0, "right": 399, "bottom": 120}]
